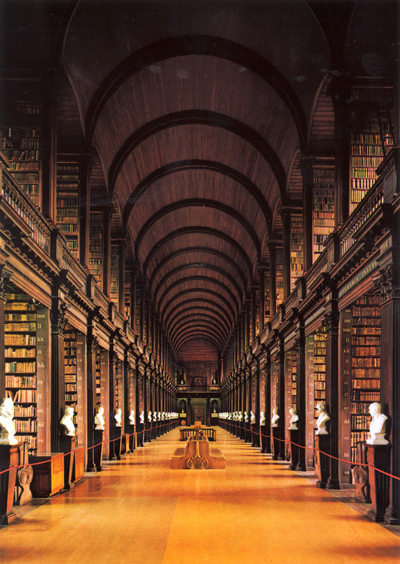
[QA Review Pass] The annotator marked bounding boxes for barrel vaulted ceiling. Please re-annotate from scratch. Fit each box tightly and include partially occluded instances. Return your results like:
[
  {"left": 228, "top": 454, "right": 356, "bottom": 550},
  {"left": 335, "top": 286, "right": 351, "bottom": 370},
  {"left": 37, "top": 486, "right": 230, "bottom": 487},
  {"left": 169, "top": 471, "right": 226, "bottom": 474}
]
[{"left": 3, "top": 0, "right": 397, "bottom": 358}]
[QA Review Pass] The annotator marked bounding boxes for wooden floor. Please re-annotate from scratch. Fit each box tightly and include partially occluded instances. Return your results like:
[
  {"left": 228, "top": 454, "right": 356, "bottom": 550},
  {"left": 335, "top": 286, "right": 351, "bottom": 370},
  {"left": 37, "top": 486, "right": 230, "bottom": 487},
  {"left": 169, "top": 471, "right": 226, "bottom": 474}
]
[{"left": 1, "top": 427, "right": 399, "bottom": 564}]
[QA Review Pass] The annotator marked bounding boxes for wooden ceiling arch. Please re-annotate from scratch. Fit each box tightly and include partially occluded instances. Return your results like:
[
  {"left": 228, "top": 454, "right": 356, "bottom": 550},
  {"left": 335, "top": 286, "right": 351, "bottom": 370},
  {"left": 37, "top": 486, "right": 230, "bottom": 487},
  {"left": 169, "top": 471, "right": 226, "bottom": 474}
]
[
  {"left": 164, "top": 298, "right": 233, "bottom": 334},
  {"left": 168, "top": 308, "right": 231, "bottom": 339},
  {"left": 143, "top": 227, "right": 253, "bottom": 281},
  {"left": 84, "top": 35, "right": 307, "bottom": 148}
]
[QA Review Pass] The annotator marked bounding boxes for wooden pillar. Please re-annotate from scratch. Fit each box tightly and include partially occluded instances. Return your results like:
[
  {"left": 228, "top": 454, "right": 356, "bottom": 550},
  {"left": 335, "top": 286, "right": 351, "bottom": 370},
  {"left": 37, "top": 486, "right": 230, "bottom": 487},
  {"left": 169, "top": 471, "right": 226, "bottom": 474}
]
[
  {"left": 79, "top": 154, "right": 91, "bottom": 268},
  {"left": 50, "top": 296, "right": 67, "bottom": 454},
  {"left": 324, "top": 301, "right": 340, "bottom": 489},
  {"left": 295, "top": 320, "right": 306, "bottom": 471},
  {"left": 41, "top": 74, "right": 57, "bottom": 223},
  {"left": 300, "top": 157, "right": 313, "bottom": 272},
  {"left": 276, "top": 335, "right": 285, "bottom": 460},
  {"left": 269, "top": 244, "right": 277, "bottom": 318},
  {"left": 118, "top": 240, "right": 126, "bottom": 315},
  {"left": 379, "top": 263, "right": 400, "bottom": 524},
  {"left": 251, "top": 285, "right": 257, "bottom": 343},
  {"left": 258, "top": 266, "right": 265, "bottom": 333},
  {"left": 130, "top": 267, "right": 137, "bottom": 331},
  {"left": 102, "top": 206, "right": 113, "bottom": 297},
  {"left": 282, "top": 208, "right": 291, "bottom": 299}
]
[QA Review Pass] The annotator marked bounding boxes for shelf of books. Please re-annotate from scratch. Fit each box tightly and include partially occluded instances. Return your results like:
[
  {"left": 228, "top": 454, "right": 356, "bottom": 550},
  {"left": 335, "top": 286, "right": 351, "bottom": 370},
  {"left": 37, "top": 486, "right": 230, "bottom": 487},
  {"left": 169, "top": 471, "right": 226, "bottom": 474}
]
[
  {"left": 64, "top": 324, "right": 78, "bottom": 425},
  {"left": 56, "top": 161, "right": 80, "bottom": 259},
  {"left": 312, "top": 165, "right": 335, "bottom": 261},
  {"left": 276, "top": 246, "right": 284, "bottom": 308},
  {"left": 290, "top": 214, "right": 303, "bottom": 292},
  {"left": 110, "top": 244, "right": 119, "bottom": 306},
  {"left": 89, "top": 212, "right": 103, "bottom": 286},
  {"left": 0, "top": 101, "right": 41, "bottom": 209},
  {"left": 4, "top": 291, "right": 37, "bottom": 453},
  {"left": 350, "top": 81, "right": 394, "bottom": 214},
  {"left": 350, "top": 294, "right": 381, "bottom": 464},
  {"left": 95, "top": 345, "right": 102, "bottom": 408},
  {"left": 115, "top": 359, "right": 123, "bottom": 414}
]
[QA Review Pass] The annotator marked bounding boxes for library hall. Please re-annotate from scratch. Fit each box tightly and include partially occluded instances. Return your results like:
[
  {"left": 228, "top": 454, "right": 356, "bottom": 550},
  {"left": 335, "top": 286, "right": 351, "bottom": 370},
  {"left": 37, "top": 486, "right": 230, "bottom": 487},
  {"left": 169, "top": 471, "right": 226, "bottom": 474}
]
[{"left": 0, "top": 0, "right": 399, "bottom": 562}]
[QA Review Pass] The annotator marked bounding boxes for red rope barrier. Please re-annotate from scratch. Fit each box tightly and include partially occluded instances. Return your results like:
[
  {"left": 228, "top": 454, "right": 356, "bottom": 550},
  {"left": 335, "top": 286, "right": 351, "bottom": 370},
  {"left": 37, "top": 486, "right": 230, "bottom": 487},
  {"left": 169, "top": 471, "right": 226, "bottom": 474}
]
[{"left": 221, "top": 421, "right": 400, "bottom": 481}]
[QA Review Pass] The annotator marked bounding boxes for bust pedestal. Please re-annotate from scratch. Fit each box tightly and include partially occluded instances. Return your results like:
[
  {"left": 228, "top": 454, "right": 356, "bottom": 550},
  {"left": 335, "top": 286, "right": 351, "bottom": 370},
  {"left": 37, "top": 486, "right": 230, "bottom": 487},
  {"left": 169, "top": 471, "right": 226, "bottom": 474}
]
[
  {"left": 272, "top": 427, "right": 281, "bottom": 460},
  {"left": 366, "top": 444, "right": 391, "bottom": 522},
  {"left": 110, "top": 427, "right": 122, "bottom": 460},
  {"left": 14, "top": 441, "right": 33, "bottom": 506},
  {"left": 315, "top": 434, "right": 330, "bottom": 488},
  {"left": 60, "top": 434, "right": 76, "bottom": 490},
  {"left": 260, "top": 426, "right": 270, "bottom": 453},
  {"left": 128, "top": 425, "right": 135, "bottom": 452},
  {"left": 0, "top": 444, "right": 19, "bottom": 525},
  {"left": 137, "top": 422, "right": 144, "bottom": 447},
  {"left": 93, "top": 429, "right": 104, "bottom": 471},
  {"left": 251, "top": 424, "right": 260, "bottom": 447},
  {"left": 289, "top": 429, "right": 299, "bottom": 471}
]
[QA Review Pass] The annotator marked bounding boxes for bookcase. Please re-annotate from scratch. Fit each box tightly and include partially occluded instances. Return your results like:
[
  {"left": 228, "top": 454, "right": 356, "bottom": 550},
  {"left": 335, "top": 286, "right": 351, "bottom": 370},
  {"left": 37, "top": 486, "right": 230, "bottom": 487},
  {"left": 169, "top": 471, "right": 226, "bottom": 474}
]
[
  {"left": 350, "top": 294, "right": 381, "bottom": 464},
  {"left": 4, "top": 291, "right": 37, "bottom": 453},
  {"left": 115, "top": 359, "right": 123, "bottom": 411},
  {"left": 276, "top": 246, "right": 284, "bottom": 307},
  {"left": 64, "top": 324, "right": 77, "bottom": 426},
  {"left": 56, "top": 161, "right": 80, "bottom": 260},
  {"left": 89, "top": 211, "right": 103, "bottom": 285},
  {"left": 1, "top": 104, "right": 41, "bottom": 209},
  {"left": 291, "top": 350, "right": 297, "bottom": 408},
  {"left": 314, "top": 332, "right": 326, "bottom": 416},
  {"left": 350, "top": 80, "right": 394, "bottom": 214},
  {"left": 95, "top": 346, "right": 102, "bottom": 408},
  {"left": 290, "top": 214, "right": 303, "bottom": 292},
  {"left": 110, "top": 244, "right": 119, "bottom": 305},
  {"left": 312, "top": 166, "right": 335, "bottom": 261}
]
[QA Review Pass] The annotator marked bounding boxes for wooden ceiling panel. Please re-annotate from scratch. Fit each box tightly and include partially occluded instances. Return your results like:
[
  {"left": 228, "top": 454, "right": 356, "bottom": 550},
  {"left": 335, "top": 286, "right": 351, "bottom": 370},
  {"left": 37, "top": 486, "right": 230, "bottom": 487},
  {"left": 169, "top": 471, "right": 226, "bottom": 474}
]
[
  {"left": 113, "top": 124, "right": 280, "bottom": 216},
  {"left": 135, "top": 206, "right": 258, "bottom": 268},
  {"left": 144, "top": 232, "right": 252, "bottom": 286}
]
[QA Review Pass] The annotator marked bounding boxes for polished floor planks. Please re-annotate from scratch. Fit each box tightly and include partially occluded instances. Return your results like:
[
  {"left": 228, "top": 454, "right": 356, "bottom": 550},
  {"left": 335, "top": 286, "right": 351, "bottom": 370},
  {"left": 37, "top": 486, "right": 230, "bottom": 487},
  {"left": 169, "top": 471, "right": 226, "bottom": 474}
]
[{"left": 0, "top": 428, "right": 399, "bottom": 564}]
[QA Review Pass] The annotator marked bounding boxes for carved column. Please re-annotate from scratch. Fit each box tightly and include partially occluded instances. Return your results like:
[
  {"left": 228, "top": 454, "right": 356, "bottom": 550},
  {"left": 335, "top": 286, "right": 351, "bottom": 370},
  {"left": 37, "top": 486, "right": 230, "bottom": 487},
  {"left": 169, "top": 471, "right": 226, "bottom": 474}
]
[
  {"left": 295, "top": 319, "right": 306, "bottom": 471},
  {"left": 324, "top": 304, "right": 340, "bottom": 489},
  {"left": 379, "top": 264, "right": 400, "bottom": 524},
  {"left": 50, "top": 296, "right": 67, "bottom": 453}
]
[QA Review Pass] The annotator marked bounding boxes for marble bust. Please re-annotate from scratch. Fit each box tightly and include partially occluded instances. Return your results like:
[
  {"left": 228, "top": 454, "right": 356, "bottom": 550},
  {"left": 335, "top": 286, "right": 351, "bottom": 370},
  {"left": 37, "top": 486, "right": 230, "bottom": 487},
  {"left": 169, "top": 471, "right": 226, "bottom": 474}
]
[
  {"left": 271, "top": 408, "right": 280, "bottom": 428},
  {"left": 139, "top": 411, "right": 145, "bottom": 424},
  {"left": 94, "top": 406, "right": 105, "bottom": 430},
  {"left": 250, "top": 411, "right": 256, "bottom": 425},
  {"left": 60, "top": 405, "right": 76, "bottom": 436},
  {"left": 148, "top": 411, "right": 152, "bottom": 422},
  {"left": 115, "top": 408, "right": 122, "bottom": 427},
  {"left": 260, "top": 410, "right": 266, "bottom": 426},
  {"left": 288, "top": 407, "right": 299, "bottom": 431},
  {"left": 153, "top": 412, "right": 158, "bottom": 422},
  {"left": 315, "top": 402, "right": 330, "bottom": 435},
  {"left": 367, "top": 402, "right": 388, "bottom": 445},
  {"left": 244, "top": 411, "right": 248, "bottom": 423},
  {"left": 0, "top": 397, "right": 17, "bottom": 445},
  {"left": 238, "top": 411, "right": 243, "bottom": 422},
  {"left": 129, "top": 410, "right": 135, "bottom": 425}
]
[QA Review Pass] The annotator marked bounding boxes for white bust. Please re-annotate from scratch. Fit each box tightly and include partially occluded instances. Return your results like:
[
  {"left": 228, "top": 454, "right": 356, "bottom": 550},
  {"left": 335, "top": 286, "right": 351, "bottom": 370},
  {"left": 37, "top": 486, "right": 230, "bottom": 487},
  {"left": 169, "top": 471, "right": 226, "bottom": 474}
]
[
  {"left": 0, "top": 397, "right": 17, "bottom": 445},
  {"left": 238, "top": 411, "right": 243, "bottom": 422},
  {"left": 158, "top": 412, "right": 161, "bottom": 421},
  {"left": 115, "top": 408, "right": 122, "bottom": 427},
  {"left": 60, "top": 406, "right": 76, "bottom": 436},
  {"left": 161, "top": 412, "right": 165, "bottom": 420},
  {"left": 250, "top": 411, "right": 256, "bottom": 424},
  {"left": 95, "top": 406, "right": 105, "bottom": 430},
  {"left": 148, "top": 411, "right": 152, "bottom": 422},
  {"left": 367, "top": 402, "right": 388, "bottom": 445},
  {"left": 288, "top": 407, "right": 299, "bottom": 431},
  {"left": 244, "top": 411, "right": 248, "bottom": 423},
  {"left": 315, "top": 402, "right": 330, "bottom": 435},
  {"left": 139, "top": 410, "right": 145, "bottom": 424},
  {"left": 129, "top": 410, "right": 135, "bottom": 425},
  {"left": 260, "top": 410, "right": 266, "bottom": 425},
  {"left": 271, "top": 408, "right": 280, "bottom": 428},
  {"left": 153, "top": 412, "right": 157, "bottom": 422}
]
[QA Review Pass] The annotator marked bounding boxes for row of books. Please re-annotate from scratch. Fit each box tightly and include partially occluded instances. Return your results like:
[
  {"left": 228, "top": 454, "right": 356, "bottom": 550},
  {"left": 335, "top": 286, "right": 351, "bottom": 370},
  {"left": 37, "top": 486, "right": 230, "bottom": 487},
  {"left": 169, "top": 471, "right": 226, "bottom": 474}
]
[
  {"left": 5, "top": 375, "right": 36, "bottom": 387},
  {"left": 351, "top": 415, "right": 372, "bottom": 430},
  {"left": 4, "top": 334, "right": 36, "bottom": 346},
  {"left": 352, "top": 378, "right": 380, "bottom": 389},
  {"left": 5, "top": 347, "right": 36, "bottom": 358},
  {"left": 351, "top": 357, "right": 380, "bottom": 368},
  {"left": 5, "top": 362, "right": 36, "bottom": 374}
]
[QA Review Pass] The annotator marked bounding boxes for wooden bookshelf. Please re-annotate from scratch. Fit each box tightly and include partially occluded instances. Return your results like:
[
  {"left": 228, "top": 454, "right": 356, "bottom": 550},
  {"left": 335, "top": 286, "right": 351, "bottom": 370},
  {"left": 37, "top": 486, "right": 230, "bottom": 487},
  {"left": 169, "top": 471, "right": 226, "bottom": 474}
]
[
  {"left": 312, "top": 166, "right": 335, "bottom": 261},
  {"left": 89, "top": 212, "right": 103, "bottom": 285},
  {"left": 56, "top": 161, "right": 80, "bottom": 259},
  {"left": 95, "top": 346, "right": 101, "bottom": 408},
  {"left": 350, "top": 81, "right": 394, "bottom": 213},
  {"left": 64, "top": 324, "right": 78, "bottom": 427},
  {"left": 314, "top": 332, "right": 326, "bottom": 416},
  {"left": 350, "top": 294, "right": 381, "bottom": 464},
  {"left": 1, "top": 122, "right": 41, "bottom": 209},
  {"left": 276, "top": 246, "right": 284, "bottom": 307},
  {"left": 290, "top": 214, "right": 303, "bottom": 292},
  {"left": 110, "top": 244, "right": 119, "bottom": 306},
  {"left": 4, "top": 292, "right": 38, "bottom": 454}
]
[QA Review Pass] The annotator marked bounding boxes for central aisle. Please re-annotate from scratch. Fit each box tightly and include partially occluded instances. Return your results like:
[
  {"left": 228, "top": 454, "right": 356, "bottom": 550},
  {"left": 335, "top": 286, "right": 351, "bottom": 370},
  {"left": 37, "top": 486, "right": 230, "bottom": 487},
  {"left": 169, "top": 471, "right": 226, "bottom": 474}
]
[{"left": 0, "top": 428, "right": 399, "bottom": 564}]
